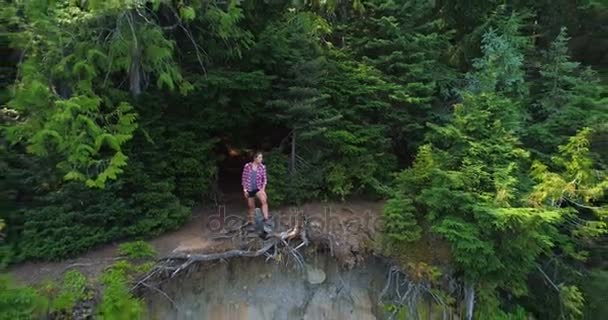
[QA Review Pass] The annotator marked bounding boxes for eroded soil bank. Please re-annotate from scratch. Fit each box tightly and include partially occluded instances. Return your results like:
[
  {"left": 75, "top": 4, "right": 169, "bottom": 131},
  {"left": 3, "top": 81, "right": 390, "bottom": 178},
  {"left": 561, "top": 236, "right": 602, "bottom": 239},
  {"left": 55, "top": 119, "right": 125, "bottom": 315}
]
[
  {"left": 144, "top": 254, "right": 389, "bottom": 320},
  {"left": 142, "top": 199, "right": 393, "bottom": 319}
]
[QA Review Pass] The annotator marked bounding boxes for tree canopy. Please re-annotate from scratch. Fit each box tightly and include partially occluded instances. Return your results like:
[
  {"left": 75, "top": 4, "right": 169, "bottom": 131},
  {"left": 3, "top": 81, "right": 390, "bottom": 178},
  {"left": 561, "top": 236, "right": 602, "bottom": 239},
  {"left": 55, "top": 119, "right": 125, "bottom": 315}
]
[{"left": 1, "top": 0, "right": 607, "bottom": 319}]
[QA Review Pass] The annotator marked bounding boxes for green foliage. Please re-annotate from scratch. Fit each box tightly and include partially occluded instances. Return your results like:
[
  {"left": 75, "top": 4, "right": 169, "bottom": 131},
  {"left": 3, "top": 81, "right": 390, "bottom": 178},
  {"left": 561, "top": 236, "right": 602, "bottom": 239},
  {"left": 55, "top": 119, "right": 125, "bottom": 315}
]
[
  {"left": 98, "top": 263, "right": 145, "bottom": 320},
  {"left": 179, "top": 6, "right": 196, "bottom": 22},
  {"left": 119, "top": 159, "right": 192, "bottom": 236},
  {"left": 385, "top": 89, "right": 566, "bottom": 312},
  {"left": 465, "top": 10, "right": 532, "bottom": 96},
  {"left": 560, "top": 285, "right": 585, "bottom": 320},
  {"left": 51, "top": 270, "right": 90, "bottom": 313},
  {"left": 200, "top": 1, "right": 254, "bottom": 60},
  {"left": 325, "top": 164, "right": 354, "bottom": 200},
  {"left": 13, "top": 182, "right": 131, "bottom": 261},
  {"left": 263, "top": 151, "right": 289, "bottom": 205},
  {"left": 525, "top": 27, "right": 608, "bottom": 156},
  {"left": 340, "top": 0, "right": 456, "bottom": 157},
  {"left": 3, "top": 0, "right": 196, "bottom": 188},
  {"left": 530, "top": 128, "right": 608, "bottom": 208},
  {"left": 0, "top": 275, "right": 47, "bottom": 319},
  {"left": 256, "top": 10, "right": 330, "bottom": 69},
  {"left": 2, "top": 1, "right": 607, "bottom": 318},
  {"left": 255, "top": 9, "right": 397, "bottom": 200},
  {"left": 475, "top": 287, "right": 529, "bottom": 319},
  {"left": 5, "top": 174, "right": 188, "bottom": 262},
  {"left": 118, "top": 241, "right": 157, "bottom": 260},
  {"left": 380, "top": 11, "right": 606, "bottom": 314},
  {"left": 529, "top": 128, "right": 607, "bottom": 264},
  {"left": 162, "top": 130, "right": 219, "bottom": 205},
  {"left": 581, "top": 269, "right": 608, "bottom": 319},
  {"left": 319, "top": 55, "right": 398, "bottom": 198},
  {"left": 383, "top": 196, "right": 422, "bottom": 242}
]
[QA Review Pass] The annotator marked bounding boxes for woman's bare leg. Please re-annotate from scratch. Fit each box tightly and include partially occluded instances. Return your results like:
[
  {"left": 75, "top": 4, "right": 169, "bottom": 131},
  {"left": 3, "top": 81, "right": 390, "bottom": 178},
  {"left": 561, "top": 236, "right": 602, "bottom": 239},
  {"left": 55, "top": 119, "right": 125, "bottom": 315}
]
[
  {"left": 247, "top": 197, "right": 256, "bottom": 223},
  {"left": 257, "top": 191, "right": 269, "bottom": 220}
]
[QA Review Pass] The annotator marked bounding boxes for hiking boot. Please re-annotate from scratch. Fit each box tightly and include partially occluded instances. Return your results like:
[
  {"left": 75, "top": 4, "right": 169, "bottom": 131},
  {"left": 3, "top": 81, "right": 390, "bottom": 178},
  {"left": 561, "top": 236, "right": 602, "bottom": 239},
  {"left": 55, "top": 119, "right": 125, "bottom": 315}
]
[
  {"left": 245, "top": 222, "right": 256, "bottom": 233},
  {"left": 263, "top": 218, "right": 274, "bottom": 233}
]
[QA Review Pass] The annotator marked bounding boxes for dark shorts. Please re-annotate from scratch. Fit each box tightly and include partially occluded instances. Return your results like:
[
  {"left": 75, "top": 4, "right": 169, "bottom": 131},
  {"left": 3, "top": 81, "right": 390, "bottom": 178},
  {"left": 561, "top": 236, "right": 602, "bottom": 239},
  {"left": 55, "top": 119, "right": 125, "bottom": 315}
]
[{"left": 247, "top": 189, "right": 259, "bottom": 198}]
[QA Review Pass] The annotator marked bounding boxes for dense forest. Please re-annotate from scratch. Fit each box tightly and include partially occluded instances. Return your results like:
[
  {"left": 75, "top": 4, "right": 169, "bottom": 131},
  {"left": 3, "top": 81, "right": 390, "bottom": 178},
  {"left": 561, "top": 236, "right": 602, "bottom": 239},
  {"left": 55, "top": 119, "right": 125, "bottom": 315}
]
[{"left": 1, "top": 0, "right": 607, "bottom": 319}]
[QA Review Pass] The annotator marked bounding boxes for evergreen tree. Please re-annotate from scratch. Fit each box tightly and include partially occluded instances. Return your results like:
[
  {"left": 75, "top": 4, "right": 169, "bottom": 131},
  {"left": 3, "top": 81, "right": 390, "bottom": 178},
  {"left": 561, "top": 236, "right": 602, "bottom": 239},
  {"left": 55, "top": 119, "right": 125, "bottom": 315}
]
[
  {"left": 266, "top": 57, "right": 341, "bottom": 201},
  {"left": 340, "top": 0, "right": 456, "bottom": 159},
  {"left": 4, "top": 0, "right": 191, "bottom": 187},
  {"left": 525, "top": 27, "right": 608, "bottom": 157},
  {"left": 387, "top": 91, "right": 563, "bottom": 317},
  {"left": 464, "top": 11, "right": 532, "bottom": 97}
]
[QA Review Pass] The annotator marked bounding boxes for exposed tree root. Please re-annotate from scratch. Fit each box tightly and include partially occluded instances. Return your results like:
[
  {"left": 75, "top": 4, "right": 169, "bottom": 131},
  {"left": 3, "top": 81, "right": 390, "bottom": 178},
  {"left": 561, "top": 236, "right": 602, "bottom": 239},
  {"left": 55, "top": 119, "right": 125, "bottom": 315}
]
[
  {"left": 133, "top": 216, "right": 310, "bottom": 296},
  {"left": 380, "top": 265, "right": 452, "bottom": 320}
]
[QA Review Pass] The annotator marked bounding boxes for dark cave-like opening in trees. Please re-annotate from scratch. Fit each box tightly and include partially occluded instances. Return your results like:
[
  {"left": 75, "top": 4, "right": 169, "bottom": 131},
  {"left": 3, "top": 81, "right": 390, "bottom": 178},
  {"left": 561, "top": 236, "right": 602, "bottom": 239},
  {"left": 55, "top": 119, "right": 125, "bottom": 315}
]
[{"left": 214, "top": 115, "right": 290, "bottom": 194}]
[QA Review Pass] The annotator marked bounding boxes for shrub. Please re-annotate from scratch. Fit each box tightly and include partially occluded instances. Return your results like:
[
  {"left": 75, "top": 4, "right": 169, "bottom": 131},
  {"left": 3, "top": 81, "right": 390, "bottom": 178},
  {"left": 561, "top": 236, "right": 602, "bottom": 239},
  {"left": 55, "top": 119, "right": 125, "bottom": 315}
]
[
  {"left": 0, "top": 275, "right": 47, "bottom": 319},
  {"left": 118, "top": 241, "right": 157, "bottom": 260},
  {"left": 383, "top": 196, "right": 422, "bottom": 243},
  {"left": 15, "top": 183, "right": 131, "bottom": 261},
  {"left": 51, "top": 270, "right": 90, "bottom": 312},
  {"left": 97, "top": 263, "right": 145, "bottom": 320}
]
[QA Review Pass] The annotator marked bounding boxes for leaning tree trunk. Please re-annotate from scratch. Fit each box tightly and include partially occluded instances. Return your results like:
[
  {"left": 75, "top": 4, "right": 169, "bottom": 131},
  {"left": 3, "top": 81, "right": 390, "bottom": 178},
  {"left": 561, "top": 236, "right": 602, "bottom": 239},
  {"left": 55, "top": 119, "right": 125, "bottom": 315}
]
[
  {"left": 129, "top": 47, "right": 142, "bottom": 96},
  {"left": 127, "top": 11, "right": 142, "bottom": 97},
  {"left": 464, "top": 282, "right": 475, "bottom": 320},
  {"left": 290, "top": 130, "right": 296, "bottom": 176}
]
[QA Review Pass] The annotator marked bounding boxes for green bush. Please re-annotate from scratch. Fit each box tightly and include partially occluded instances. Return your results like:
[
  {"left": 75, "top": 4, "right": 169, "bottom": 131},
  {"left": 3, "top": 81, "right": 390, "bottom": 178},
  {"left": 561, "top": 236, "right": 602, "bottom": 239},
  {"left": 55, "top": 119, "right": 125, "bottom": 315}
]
[
  {"left": 164, "top": 131, "right": 219, "bottom": 205},
  {"left": 582, "top": 269, "right": 608, "bottom": 319},
  {"left": 118, "top": 241, "right": 157, "bottom": 260},
  {"left": 263, "top": 151, "right": 290, "bottom": 205},
  {"left": 264, "top": 150, "right": 323, "bottom": 205},
  {"left": 0, "top": 275, "right": 47, "bottom": 320},
  {"left": 120, "top": 160, "right": 191, "bottom": 236},
  {"left": 8, "top": 175, "right": 189, "bottom": 262},
  {"left": 15, "top": 183, "right": 131, "bottom": 261},
  {"left": 98, "top": 264, "right": 145, "bottom": 320},
  {"left": 51, "top": 270, "right": 90, "bottom": 313},
  {"left": 326, "top": 164, "right": 353, "bottom": 201},
  {"left": 383, "top": 196, "right": 422, "bottom": 243}
]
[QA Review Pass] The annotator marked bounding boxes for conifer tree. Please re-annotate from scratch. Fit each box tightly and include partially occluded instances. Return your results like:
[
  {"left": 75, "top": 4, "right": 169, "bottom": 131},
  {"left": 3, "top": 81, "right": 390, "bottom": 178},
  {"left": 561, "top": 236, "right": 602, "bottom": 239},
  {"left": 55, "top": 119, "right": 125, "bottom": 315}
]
[
  {"left": 4, "top": 0, "right": 192, "bottom": 187},
  {"left": 525, "top": 27, "right": 608, "bottom": 157},
  {"left": 340, "top": 0, "right": 456, "bottom": 157}
]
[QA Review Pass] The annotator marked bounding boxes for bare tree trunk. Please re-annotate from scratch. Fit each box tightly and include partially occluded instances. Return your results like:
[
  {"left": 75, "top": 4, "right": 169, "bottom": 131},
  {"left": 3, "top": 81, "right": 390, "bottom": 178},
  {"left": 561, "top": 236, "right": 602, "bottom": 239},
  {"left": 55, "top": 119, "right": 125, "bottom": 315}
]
[
  {"left": 464, "top": 282, "right": 475, "bottom": 320},
  {"left": 129, "top": 48, "right": 142, "bottom": 96},
  {"left": 127, "top": 11, "right": 142, "bottom": 97},
  {"left": 290, "top": 130, "right": 296, "bottom": 176}
]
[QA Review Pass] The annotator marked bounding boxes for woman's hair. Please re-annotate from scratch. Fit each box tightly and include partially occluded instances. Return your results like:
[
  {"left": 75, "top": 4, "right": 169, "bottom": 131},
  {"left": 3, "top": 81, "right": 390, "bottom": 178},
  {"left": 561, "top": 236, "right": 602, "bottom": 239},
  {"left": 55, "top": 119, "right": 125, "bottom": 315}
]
[{"left": 252, "top": 151, "right": 263, "bottom": 160}]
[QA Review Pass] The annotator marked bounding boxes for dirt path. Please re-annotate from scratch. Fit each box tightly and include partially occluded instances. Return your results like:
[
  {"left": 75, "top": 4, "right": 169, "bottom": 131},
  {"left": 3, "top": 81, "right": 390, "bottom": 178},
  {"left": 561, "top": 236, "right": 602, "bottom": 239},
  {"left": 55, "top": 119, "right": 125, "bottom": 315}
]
[
  {"left": 7, "top": 196, "right": 385, "bottom": 285},
  {"left": 7, "top": 205, "right": 211, "bottom": 285}
]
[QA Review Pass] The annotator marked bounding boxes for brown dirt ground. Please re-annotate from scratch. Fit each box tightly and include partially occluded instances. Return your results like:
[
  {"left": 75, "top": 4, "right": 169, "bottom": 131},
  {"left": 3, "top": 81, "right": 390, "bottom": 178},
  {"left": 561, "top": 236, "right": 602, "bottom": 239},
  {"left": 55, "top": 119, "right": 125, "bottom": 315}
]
[{"left": 7, "top": 196, "right": 388, "bottom": 285}]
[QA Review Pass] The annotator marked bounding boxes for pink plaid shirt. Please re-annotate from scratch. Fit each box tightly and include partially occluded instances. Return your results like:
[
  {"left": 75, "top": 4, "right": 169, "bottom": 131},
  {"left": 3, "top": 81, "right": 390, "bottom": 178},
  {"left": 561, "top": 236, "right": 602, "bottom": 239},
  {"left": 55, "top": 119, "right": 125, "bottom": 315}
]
[{"left": 241, "top": 162, "right": 267, "bottom": 191}]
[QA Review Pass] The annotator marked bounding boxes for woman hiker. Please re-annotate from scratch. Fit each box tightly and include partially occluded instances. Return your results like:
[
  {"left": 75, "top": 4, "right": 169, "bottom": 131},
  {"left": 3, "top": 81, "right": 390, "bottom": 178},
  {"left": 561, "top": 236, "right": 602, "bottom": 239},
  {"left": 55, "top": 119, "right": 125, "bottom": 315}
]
[{"left": 241, "top": 152, "right": 272, "bottom": 232}]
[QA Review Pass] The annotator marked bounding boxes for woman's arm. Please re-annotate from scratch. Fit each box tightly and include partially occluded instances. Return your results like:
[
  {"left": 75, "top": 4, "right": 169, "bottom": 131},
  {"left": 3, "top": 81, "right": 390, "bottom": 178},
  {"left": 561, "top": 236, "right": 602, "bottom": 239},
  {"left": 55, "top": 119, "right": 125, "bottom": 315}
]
[
  {"left": 241, "top": 163, "right": 249, "bottom": 191},
  {"left": 261, "top": 164, "right": 267, "bottom": 190}
]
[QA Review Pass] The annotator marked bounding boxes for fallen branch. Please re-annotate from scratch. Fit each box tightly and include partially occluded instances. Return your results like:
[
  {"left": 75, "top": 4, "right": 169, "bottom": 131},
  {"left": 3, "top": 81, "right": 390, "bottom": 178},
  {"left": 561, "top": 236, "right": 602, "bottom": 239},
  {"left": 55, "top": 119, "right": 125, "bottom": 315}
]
[{"left": 167, "top": 241, "right": 276, "bottom": 277}]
